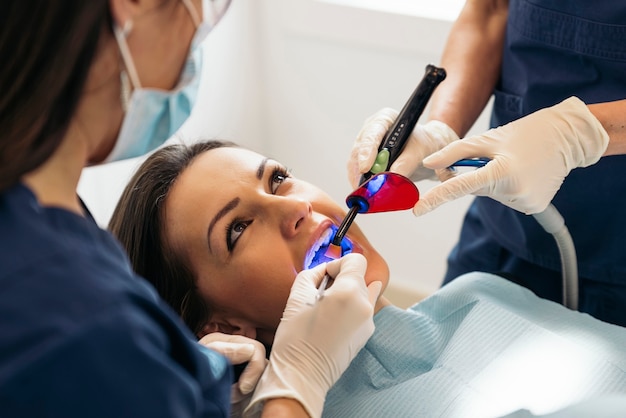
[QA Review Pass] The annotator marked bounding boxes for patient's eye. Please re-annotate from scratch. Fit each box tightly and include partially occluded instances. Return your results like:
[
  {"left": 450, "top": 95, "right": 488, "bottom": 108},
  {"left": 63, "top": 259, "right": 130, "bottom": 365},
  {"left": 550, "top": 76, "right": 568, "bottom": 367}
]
[
  {"left": 270, "top": 167, "right": 291, "bottom": 194},
  {"left": 226, "top": 219, "right": 251, "bottom": 251}
]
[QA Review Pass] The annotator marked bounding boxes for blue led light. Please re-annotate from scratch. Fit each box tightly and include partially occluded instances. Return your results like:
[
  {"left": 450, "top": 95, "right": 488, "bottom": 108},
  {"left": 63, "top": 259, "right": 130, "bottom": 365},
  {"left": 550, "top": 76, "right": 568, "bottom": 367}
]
[{"left": 365, "top": 173, "right": 386, "bottom": 195}]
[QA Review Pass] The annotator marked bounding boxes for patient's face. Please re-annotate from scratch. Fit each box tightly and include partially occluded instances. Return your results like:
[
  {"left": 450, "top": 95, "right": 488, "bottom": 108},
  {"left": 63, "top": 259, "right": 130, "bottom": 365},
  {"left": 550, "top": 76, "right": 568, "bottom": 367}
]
[{"left": 165, "top": 146, "right": 389, "bottom": 345}]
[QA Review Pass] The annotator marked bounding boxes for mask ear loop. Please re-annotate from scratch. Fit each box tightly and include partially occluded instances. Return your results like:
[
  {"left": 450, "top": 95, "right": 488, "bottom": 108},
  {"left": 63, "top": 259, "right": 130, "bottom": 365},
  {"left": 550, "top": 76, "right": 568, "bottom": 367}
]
[
  {"left": 204, "top": 0, "right": 232, "bottom": 26},
  {"left": 180, "top": 0, "right": 201, "bottom": 28},
  {"left": 113, "top": 20, "right": 142, "bottom": 113}
]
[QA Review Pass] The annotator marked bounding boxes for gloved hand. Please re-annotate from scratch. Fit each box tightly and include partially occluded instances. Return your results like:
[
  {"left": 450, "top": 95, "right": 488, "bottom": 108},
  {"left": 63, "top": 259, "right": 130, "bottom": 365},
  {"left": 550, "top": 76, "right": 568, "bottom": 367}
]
[
  {"left": 347, "top": 107, "right": 459, "bottom": 189},
  {"left": 198, "top": 333, "right": 268, "bottom": 417},
  {"left": 244, "top": 253, "right": 382, "bottom": 418},
  {"left": 412, "top": 96, "right": 610, "bottom": 216}
]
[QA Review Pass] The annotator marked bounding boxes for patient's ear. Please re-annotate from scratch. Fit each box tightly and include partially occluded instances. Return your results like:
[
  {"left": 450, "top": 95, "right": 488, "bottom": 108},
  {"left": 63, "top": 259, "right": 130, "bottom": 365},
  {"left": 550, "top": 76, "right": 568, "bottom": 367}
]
[{"left": 196, "top": 317, "right": 257, "bottom": 340}]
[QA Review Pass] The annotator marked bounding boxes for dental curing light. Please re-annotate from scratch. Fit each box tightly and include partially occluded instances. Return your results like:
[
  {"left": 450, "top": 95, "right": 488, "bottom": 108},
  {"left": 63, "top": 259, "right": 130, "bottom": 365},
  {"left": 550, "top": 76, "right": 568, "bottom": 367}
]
[{"left": 325, "top": 64, "right": 446, "bottom": 259}]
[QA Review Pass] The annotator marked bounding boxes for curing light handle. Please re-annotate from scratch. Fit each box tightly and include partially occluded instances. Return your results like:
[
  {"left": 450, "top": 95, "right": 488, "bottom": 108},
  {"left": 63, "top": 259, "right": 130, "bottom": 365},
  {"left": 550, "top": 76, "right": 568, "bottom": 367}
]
[{"left": 360, "top": 64, "right": 447, "bottom": 185}]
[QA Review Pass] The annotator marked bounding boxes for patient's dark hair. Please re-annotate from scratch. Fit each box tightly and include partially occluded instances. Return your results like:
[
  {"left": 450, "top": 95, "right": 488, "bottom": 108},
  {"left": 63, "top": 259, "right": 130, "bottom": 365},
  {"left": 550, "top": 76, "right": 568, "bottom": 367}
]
[{"left": 109, "top": 140, "right": 237, "bottom": 336}]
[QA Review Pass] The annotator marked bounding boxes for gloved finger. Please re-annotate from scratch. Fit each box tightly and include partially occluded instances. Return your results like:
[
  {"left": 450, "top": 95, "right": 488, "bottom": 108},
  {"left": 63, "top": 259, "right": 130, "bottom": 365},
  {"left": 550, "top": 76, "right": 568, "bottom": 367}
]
[
  {"left": 237, "top": 346, "right": 268, "bottom": 395},
  {"left": 388, "top": 134, "right": 426, "bottom": 179},
  {"left": 325, "top": 253, "right": 367, "bottom": 287},
  {"left": 297, "top": 262, "right": 330, "bottom": 290},
  {"left": 355, "top": 108, "right": 398, "bottom": 173},
  {"left": 422, "top": 134, "right": 493, "bottom": 169},
  {"left": 286, "top": 262, "right": 330, "bottom": 309},
  {"left": 388, "top": 121, "right": 457, "bottom": 179},
  {"left": 325, "top": 253, "right": 379, "bottom": 308},
  {"left": 412, "top": 165, "right": 495, "bottom": 216},
  {"left": 348, "top": 108, "right": 398, "bottom": 188}
]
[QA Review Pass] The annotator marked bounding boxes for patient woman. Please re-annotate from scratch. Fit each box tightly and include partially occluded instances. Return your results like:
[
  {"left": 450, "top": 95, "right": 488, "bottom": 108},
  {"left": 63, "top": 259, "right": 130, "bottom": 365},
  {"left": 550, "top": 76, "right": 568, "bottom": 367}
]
[{"left": 109, "top": 139, "right": 626, "bottom": 418}]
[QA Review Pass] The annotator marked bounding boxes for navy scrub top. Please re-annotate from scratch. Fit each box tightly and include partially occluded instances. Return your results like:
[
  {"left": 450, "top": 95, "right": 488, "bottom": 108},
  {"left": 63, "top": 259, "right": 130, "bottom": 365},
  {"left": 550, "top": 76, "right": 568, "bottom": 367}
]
[
  {"left": 0, "top": 183, "right": 231, "bottom": 417},
  {"left": 444, "top": 0, "right": 626, "bottom": 326}
]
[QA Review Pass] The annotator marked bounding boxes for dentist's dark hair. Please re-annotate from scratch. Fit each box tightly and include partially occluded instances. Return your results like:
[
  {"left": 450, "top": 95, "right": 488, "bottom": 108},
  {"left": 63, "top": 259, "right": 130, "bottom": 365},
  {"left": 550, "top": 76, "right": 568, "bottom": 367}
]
[
  {"left": 0, "top": 0, "right": 110, "bottom": 191},
  {"left": 109, "top": 139, "right": 237, "bottom": 336}
]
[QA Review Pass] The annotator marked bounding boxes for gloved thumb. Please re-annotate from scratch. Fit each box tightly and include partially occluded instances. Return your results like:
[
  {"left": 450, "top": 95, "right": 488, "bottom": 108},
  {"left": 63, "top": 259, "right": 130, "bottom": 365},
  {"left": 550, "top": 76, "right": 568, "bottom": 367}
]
[
  {"left": 237, "top": 347, "right": 268, "bottom": 395},
  {"left": 325, "top": 252, "right": 367, "bottom": 280},
  {"left": 367, "top": 281, "right": 383, "bottom": 305}
]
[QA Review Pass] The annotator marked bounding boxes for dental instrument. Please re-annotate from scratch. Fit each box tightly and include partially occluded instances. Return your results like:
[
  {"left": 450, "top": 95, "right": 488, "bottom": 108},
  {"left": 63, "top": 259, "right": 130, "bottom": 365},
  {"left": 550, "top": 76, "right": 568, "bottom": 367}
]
[
  {"left": 324, "top": 64, "right": 446, "bottom": 260},
  {"left": 315, "top": 273, "right": 331, "bottom": 303}
]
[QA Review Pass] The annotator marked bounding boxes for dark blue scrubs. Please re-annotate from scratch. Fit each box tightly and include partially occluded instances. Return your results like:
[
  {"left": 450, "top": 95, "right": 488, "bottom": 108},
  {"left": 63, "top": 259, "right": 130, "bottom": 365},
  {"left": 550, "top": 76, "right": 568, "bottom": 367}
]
[
  {"left": 444, "top": 0, "right": 626, "bottom": 326},
  {"left": 0, "top": 184, "right": 232, "bottom": 417}
]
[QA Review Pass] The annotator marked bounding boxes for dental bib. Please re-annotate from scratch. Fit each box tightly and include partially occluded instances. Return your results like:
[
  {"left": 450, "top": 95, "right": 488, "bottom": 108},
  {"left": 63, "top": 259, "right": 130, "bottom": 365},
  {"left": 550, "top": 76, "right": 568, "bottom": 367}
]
[{"left": 323, "top": 273, "right": 626, "bottom": 418}]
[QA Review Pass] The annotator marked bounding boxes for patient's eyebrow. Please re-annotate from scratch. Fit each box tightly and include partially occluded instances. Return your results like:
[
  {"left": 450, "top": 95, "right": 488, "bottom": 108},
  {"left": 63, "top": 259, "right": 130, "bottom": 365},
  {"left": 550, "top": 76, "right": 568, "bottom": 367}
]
[
  {"left": 257, "top": 157, "right": 269, "bottom": 180},
  {"left": 207, "top": 197, "right": 240, "bottom": 253}
]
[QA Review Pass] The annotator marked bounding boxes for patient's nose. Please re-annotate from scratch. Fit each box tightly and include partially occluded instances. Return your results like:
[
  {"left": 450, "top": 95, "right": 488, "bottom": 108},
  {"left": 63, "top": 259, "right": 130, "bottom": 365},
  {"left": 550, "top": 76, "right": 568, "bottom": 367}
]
[{"left": 276, "top": 197, "right": 312, "bottom": 238}]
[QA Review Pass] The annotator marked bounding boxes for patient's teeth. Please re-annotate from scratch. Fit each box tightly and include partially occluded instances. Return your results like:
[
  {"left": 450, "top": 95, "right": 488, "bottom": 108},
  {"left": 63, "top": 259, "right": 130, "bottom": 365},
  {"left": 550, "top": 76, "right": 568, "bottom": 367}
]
[{"left": 304, "top": 227, "right": 334, "bottom": 269}]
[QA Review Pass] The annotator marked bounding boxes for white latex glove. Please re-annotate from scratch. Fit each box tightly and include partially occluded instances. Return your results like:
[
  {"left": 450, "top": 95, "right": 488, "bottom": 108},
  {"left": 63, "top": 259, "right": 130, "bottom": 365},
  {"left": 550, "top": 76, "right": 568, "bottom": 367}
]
[
  {"left": 244, "top": 253, "right": 382, "bottom": 418},
  {"left": 348, "top": 107, "right": 459, "bottom": 189},
  {"left": 413, "top": 96, "right": 609, "bottom": 216},
  {"left": 199, "top": 333, "right": 268, "bottom": 417}
]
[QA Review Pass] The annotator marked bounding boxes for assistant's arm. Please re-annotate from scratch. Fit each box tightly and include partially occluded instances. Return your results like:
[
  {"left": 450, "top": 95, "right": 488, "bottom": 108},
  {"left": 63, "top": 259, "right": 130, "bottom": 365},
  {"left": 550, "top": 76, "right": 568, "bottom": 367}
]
[
  {"left": 346, "top": 0, "right": 509, "bottom": 188},
  {"left": 428, "top": 3, "right": 626, "bottom": 167},
  {"left": 589, "top": 99, "right": 626, "bottom": 157},
  {"left": 432, "top": 0, "right": 626, "bottom": 154},
  {"left": 348, "top": 0, "right": 626, "bottom": 217},
  {"left": 427, "top": 0, "right": 509, "bottom": 137}
]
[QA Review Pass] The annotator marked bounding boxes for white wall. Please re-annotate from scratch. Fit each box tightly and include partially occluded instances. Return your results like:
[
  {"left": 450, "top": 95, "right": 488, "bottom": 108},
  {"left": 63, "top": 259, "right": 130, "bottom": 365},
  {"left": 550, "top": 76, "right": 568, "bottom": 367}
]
[
  {"left": 79, "top": 0, "right": 493, "bottom": 302},
  {"left": 254, "top": 0, "right": 493, "bottom": 297}
]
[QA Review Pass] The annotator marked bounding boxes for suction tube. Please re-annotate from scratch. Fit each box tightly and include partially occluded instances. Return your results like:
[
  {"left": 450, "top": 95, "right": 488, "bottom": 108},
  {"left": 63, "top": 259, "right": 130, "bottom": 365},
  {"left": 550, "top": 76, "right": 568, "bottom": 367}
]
[
  {"left": 532, "top": 204, "right": 578, "bottom": 310},
  {"left": 457, "top": 158, "right": 579, "bottom": 309}
]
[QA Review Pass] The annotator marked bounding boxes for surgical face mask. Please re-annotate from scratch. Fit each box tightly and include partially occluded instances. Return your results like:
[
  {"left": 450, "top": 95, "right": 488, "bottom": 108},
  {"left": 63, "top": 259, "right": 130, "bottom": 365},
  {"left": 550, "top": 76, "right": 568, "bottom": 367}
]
[{"left": 106, "top": 0, "right": 231, "bottom": 163}]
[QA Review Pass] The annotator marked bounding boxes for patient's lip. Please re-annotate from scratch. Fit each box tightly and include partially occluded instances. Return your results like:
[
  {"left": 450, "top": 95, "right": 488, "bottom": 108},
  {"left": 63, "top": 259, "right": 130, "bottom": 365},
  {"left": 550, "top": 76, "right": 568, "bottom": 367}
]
[{"left": 303, "top": 219, "right": 334, "bottom": 269}]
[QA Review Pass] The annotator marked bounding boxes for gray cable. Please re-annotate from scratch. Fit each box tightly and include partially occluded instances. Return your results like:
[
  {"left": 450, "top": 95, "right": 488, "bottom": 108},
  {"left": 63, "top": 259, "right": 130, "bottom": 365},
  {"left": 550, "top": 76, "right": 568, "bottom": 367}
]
[{"left": 531, "top": 204, "right": 578, "bottom": 310}]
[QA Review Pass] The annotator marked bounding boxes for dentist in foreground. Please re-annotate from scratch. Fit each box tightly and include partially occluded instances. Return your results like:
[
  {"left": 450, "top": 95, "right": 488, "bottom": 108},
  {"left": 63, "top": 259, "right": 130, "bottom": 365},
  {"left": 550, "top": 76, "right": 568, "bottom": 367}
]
[{"left": 0, "top": 1, "right": 380, "bottom": 417}]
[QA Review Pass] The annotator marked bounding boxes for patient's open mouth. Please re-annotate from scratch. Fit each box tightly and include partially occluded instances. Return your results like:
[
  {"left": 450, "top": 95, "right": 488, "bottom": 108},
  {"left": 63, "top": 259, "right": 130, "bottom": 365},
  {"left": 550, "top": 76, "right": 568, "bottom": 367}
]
[{"left": 304, "top": 225, "right": 353, "bottom": 269}]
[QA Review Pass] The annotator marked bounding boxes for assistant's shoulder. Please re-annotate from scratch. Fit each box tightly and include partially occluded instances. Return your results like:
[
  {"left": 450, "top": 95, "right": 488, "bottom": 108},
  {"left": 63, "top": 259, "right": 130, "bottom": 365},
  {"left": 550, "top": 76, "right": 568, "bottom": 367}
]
[
  {"left": 0, "top": 186, "right": 231, "bottom": 416},
  {"left": 1, "top": 300, "right": 231, "bottom": 417},
  {"left": 0, "top": 222, "right": 232, "bottom": 414}
]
